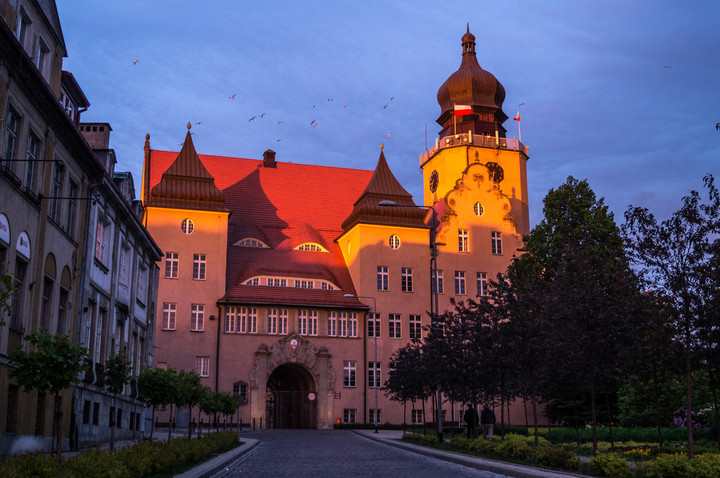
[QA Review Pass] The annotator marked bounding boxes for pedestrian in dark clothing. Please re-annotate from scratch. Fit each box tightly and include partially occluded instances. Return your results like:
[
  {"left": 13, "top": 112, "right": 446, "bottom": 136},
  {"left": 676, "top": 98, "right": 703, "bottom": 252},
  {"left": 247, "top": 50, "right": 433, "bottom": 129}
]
[
  {"left": 463, "top": 405, "right": 478, "bottom": 438},
  {"left": 480, "top": 405, "right": 496, "bottom": 439}
]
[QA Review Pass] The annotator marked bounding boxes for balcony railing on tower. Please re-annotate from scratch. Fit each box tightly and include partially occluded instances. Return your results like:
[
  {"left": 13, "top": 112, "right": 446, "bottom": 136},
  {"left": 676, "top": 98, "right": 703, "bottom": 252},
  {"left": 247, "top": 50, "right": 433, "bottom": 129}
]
[{"left": 419, "top": 132, "right": 528, "bottom": 166}]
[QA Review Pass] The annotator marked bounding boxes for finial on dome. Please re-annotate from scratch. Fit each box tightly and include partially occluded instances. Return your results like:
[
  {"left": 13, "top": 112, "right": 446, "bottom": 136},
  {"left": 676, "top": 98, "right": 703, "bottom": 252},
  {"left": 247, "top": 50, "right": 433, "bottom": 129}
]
[
  {"left": 467, "top": 23, "right": 470, "bottom": 34},
  {"left": 187, "top": 122, "right": 192, "bottom": 130},
  {"left": 380, "top": 143, "right": 384, "bottom": 150}
]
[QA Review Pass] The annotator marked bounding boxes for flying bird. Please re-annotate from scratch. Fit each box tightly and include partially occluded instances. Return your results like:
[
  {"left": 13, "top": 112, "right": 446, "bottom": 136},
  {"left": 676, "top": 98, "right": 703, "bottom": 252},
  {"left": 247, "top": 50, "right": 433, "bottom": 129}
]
[
  {"left": 276, "top": 139, "right": 281, "bottom": 142},
  {"left": 389, "top": 97, "right": 394, "bottom": 101},
  {"left": 229, "top": 94, "right": 236, "bottom": 99},
  {"left": 278, "top": 121, "right": 284, "bottom": 124},
  {"left": 312, "top": 105, "right": 317, "bottom": 109},
  {"left": 382, "top": 104, "right": 388, "bottom": 109},
  {"left": 387, "top": 132, "right": 392, "bottom": 137},
  {"left": 342, "top": 105, "right": 347, "bottom": 110},
  {"left": 248, "top": 116, "right": 256, "bottom": 122},
  {"left": 518, "top": 102, "right": 525, "bottom": 107},
  {"left": 328, "top": 98, "right": 333, "bottom": 102},
  {"left": 664, "top": 65, "right": 672, "bottom": 69},
  {"left": 259, "top": 113, "right": 265, "bottom": 118},
  {"left": 716, "top": 122, "right": 720, "bottom": 131},
  {"left": 133, "top": 60, "right": 139, "bottom": 65},
  {"left": 195, "top": 122, "right": 202, "bottom": 125}
]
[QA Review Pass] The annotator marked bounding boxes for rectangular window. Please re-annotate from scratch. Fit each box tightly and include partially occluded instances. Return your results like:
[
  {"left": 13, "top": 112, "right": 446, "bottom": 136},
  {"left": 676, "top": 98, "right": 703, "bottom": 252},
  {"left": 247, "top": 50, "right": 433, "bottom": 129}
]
[
  {"left": 224, "top": 306, "right": 236, "bottom": 333},
  {"left": 191, "top": 304, "right": 204, "bottom": 331},
  {"left": 94, "top": 216, "right": 108, "bottom": 265},
  {"left": 10, "top": 259, "right": 27, "bottom": 330},
  {"left": 5, "top": 385, "right": 18, "bottom": 432},
  {"left": 327, "top": 311, "right": 336, "bottom": 337},
  {"left": 49, "top": 163, "right": 63, "bottom": 222},
  {"left": 82, "top": 400, "right": 91, "bottom": 425},
  {"left": 409, "top": 314, "right": 422, "bottom": 340},
  {"left": 195, "top": 356, "right": 209, "bottom": 377},
  {"left": 349, "top": 312, "right": 357, "bottom": 337},
  {"left": 40, "top": 278, "right": 53, "bottom": 330},
  {"left": 163, "top": 303, "right": 176, "bottom": 330},
  {"left": 455, "top": 271, "right": 466, "bottom": 295},
  {"left": 343, "top": 360, "right": 356, "bottom": 387},
  {"left": 389, "top": 313, "right": 401, "bottom": 339},
  {"left": 192, "top": 254, "right": 206, "bottom": 280},
  {"left": 137, "top": 265, "right": 148, "bottom": 305},
  {"left": 477, "top": 272, "right": 488, "bottom": 296},
  {"left": 432, "top": 270, "right": 444, "bottom": 295},
  {"left": 308, "top": 310, "right": 318, "bottom": 336},
  {"left": 268, "top": 278, "right": 286, "bottom": 287},
  {"left": 458, "top": 229, "right": 469, "bottom": 252},
  {"left": 401, "top": 267, "right": 413, "bottom": 292},
  {"left": 57, "top": 288, "right": 69, "bottom": 334},
  {"left": 298, "top": 310, "right": 308, "bottom": 335},
  {"left": 412, "top": 409, "right": 424, "bottom": 424},
  {"left": 248, "top": 307, "right": 258, "bottom": 334},
  {"left": 369, "top": 409, "right": 382, "bottom": 426},
  {"left": 491, "top": 231, "right": 502, "bottom": 255},
  {"left": 268, "top": 308, "right": 278, "bottom": 334},
  {"left": 165, "top": 252, "right": 179, "bottom": 278},
  {"left": 294, "top": 279, "right": 314, "bottom": 289},
  {"left": 2, "top": 109, "right": 18, "bottom": 169},
  {"left": 238, "top": 307, "right": 247, "bottom": 333},
  {"left": 338, "top": 311, "right": 348, "bottom": 337},
  {"left": 24, "top": 133, "right": 39, "bottom": 190},
  {"left": 118, "top": 246, "right": 131, "bottom": 289},
  {"left": 278, "top": 309, "right": 288, "bottom": 335},
  {"left": 343, "top": 409, "right": 357, "bottom": 423},
  {"left": 368, "top": 361, "right": 381, "bottom": 389},
  {"left": 93, "top": 402, "right": 100, "bottom": 425},
  {"left": 377, "top": 266, "right": 389, "bottom": 291},
  {"left": 65, "top": 181, "right": 77, "bottom": 236},
  {"left": 367, "top": 313, "right": 380, "bottom": 338}
]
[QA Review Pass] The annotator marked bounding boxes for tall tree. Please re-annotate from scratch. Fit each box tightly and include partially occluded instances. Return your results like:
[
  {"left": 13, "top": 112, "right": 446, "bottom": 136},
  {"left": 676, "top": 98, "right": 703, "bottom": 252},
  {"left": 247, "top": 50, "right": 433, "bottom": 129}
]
[
  {"left": 525, "top": 176, "right": 638, "bottom": 454},
  {"left": 104, "top": 352, "right": 132, "bottom": 450},
  {"left": 624, "top": 174, "right": 720, "bottom": 458},
  {"left": 8, "top": 331, "right": 88, "bottom": 458},
  {"left": 138, "top": 367, "right": 180, "bottom": 441},
  {"left": 177, "top": 370, "right": 205, "bottom": 438}
]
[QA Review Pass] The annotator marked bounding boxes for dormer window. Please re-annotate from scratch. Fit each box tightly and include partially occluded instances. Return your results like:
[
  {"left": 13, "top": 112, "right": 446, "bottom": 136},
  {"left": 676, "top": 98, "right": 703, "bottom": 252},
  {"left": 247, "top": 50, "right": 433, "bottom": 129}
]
[
  {"left": 16, "top": 7, "right": 32, "bottom": 51},
  {"left": 235, "top": 238, "right": 269, "bottom": 248},
  {"left": 295, "top": 243, "right": 328, "bottom": 252},
  {"left": 35, "top": 37, "right": 50, "bottom": 79},
  {"left": 59, "top": 89, "right": 77, "bottom": 122}
]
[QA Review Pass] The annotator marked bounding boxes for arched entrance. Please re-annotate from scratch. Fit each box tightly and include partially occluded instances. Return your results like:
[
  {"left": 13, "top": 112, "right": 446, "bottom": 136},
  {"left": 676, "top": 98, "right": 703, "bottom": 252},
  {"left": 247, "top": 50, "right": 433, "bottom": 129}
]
[{"left": 266, "top": 363, "right": 317, "bottom": 429}]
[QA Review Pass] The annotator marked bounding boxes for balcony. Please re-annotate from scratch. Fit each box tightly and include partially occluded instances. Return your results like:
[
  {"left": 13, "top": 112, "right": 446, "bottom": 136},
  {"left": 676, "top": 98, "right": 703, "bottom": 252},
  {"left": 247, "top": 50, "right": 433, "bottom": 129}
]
[{"left": 419, "top": 132, "right": 528, "bottom": 166}]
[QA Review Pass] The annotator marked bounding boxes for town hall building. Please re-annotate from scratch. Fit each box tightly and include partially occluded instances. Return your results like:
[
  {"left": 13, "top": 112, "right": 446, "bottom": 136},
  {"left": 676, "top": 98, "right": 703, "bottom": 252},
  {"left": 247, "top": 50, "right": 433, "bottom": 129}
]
[{"left": 141, "top": 27, "right": 530, "bottom": 429}]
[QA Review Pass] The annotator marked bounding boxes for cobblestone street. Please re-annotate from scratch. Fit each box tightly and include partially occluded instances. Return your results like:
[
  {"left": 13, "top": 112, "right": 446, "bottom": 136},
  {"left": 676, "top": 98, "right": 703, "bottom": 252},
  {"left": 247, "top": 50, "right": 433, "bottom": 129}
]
[{"left": 212, "top": 430, "right": 510, "bottom": 478}]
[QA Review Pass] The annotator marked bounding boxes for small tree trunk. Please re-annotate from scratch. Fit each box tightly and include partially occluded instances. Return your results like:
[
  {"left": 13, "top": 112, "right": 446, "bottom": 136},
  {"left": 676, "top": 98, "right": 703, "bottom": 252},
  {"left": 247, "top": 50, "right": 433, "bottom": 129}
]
[
  {"left": 685, "top": 320, "right": 694, "bottom": 459},
  {"left": 110, "top": 395, "right": 116, "bottom": 451},
  {"left": 710, "top": 380, "right": 720, "bottom": 452},
  {"left": 54, "top": 393, "right": 63, "bottom": 459},
  {"left": 532, "top": 395, "right": 539, "bottom": 446},
  {"left": 150, "top": 406, "right": 155, "bottom": 441},
  {"left": 590, "top": 372, "right": 598, "bottom": 456},
  {"left": 606, "top": 392, "right": 614, "bottom": 451},
  {"left": 168, "top": 404, "right": 173, "bottom": 442}
]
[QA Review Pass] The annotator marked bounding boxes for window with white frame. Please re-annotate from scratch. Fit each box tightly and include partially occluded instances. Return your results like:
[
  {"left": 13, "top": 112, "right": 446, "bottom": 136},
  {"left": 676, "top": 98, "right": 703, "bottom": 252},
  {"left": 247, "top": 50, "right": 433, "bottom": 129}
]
[
  {"left": 349, "top": 312, "right": 357, "bottom": 337},
  {"left": 294, "top": 279, "right": 314, "bottom": 289},
  {"left": 118, "top": 245, "right": 131, "bottom": 291},
  {"left": 236, "top": 238, "right": 267, "bottom": 248},
  {"left": 298, "top": 310, "right": 308, "bottom": 335},
  {"left": 16, "top": 7, "right": 32, "bottom": 50},
  {"left": 343, "top": 360, "right": 356, "bottom": 387},
  {"left": 296, "top": 243, "right": 327, "bottom": 252},
  {"left": 195, "top": 356, "right": 209, "bottom": 377},
  {"left": 338, "top": 311, "right": 348, "bottom": 337},
  {"left": 181, "top": 218, "right": 194, "bottom": 234},
  {"left": 389, "top": 314, "right": 401, "bottom": 339},
  {"left": 49, "top": 163, "right": 63, "bottom": 222},
  {"left": 137, "top": 264, "right": 148, "bottom": 305},
  {"left": 165, "top": 252, "right": 179, "bottom": 278},
  {"left": 327, "top": 311, "right": 336, "bottom": 337},
  {"left": 238, "top": 307, "right": 247, "bottom": 333},
  {"left": 458, "top": 229, "right": 469, "bottom": 252},
  {"left": 409, "top": 315, "right": 422, "bottom": 340},
  {"left": 491, "top": 231, "right": 502, "bottom": 255},
  {"left": 432, "top": 270, "right": 444, "bottom": 294},
  {"left": 224, "top": 306, "right": 236, "bottom": 333},
  {"left": 248, "top": 308, "right": 258, "bottom": 333},
  {"left": 368, "top": 362, "right": 381, "bottom": 388},
  {"left": 267, "top": 278, "right": 286, "bottom": 287},
  {"left": 474, "top": 202, "right": 484, "bottom": 216},
  {"left": 267, "top": 308, "right": 277, "bottom": 334},
  {"left": 34, "top": 37, "right": 50, "bottom": 78},
  {"left": 389, "top": 234, "right": 400, "bottom": 249},
  {"left": 162, "top": 303, "right": 176, "bottom": 330},
  {"left": 377, "top": 266, "right": 389, "bottom": 291},
  {"left": 343, "top": 409, "right": 357, "bottom": 423},
  {"left": 3, "top": 109, "right": 19, "bottom": 168},
  {"left": 412, "top": 409, "right": 424, "bottom": 424},
  {"left": 278, "top": 309, "right": 288, "bottom": 335},
  {"left": 94, "top": 214, "right": 111, "bottom": 266},
  {"left": 477, "top": 272, "right": 488, "bottom": 296},
  {"left": 24, "top": 133, "right": 39, "bottom": 191},
  {"left": 401, "top": 267, "right": 413, "bottom": 292},
  {"left": 192, "top": 254, "right": 206, "bottom": 280},
  {"left": 455, "top": 271, "right": 466, "bottom": 295},
  {"left": 367, "top": 313, "right": 380, "bottom": 338},
  {"left": 65, "top": 181, "right": 77, "bottom": 237},
  {"left": 244, "top": 278, "right": 259, "bottom": 286},
  {"left": 191, "top": 304, "right": 204, "bottom": 331}
]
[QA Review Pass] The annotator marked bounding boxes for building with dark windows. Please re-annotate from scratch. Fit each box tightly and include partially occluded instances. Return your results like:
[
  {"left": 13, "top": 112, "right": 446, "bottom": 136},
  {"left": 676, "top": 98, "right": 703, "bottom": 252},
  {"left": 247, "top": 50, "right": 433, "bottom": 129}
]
[
  {"left": 143, "top": 27, "right": 534, "bottom": 429},
  {"left": 0, "top": 1, "right": 160, "bottom": 455}
]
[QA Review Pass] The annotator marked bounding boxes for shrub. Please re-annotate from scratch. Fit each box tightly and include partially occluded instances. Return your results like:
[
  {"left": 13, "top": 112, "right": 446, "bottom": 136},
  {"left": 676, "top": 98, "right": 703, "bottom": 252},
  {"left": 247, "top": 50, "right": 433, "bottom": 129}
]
[
  {"left": 469, "top": 438, "right": 499, "bottom": 455},
  {"left": 402, "top": 433, "right": 438, "bottom": 446},
  {"left": 449, "top": 437, "right": 473, "bottom": 451},
  {"left": 533, "top": 446, "right": 580, "bottom": 470},
  {"left": 589, "top": 453, "right": 631, "bottom": 477},
  {"left": 496, "top": 435, "right": 532, "bottom": 460},
  {"left": 645, "top": 453, "right": 691, "bottom": 478},
  {"left": 689, "top": 453, "right": 720, "bottom": 478}
]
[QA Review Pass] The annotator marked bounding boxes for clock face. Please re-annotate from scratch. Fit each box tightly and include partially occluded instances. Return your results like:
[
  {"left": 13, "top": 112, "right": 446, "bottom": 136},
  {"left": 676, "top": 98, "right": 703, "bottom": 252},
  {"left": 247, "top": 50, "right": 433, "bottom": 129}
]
[
  {"left": 429, "top": 170, "right": 439, "bottom": 193},
  {"left": 486, "top": 162, "right": 504, "bottom": 183}
]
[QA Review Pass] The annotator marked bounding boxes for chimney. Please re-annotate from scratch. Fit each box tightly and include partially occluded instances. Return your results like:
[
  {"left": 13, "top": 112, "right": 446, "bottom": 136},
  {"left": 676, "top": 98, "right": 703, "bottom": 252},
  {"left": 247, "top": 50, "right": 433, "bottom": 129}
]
[{"left": 263, "top": 149, "right": 277, "bottom": 168}]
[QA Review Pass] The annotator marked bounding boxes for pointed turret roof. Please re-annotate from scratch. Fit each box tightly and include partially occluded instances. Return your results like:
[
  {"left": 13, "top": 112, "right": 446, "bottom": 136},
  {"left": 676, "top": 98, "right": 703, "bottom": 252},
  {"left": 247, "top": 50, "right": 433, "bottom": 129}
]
[
  {"left": 341, "top": 149, "right": 428, "bottom": 231},
  {"left": 148, "top": 125, "right": 226, "bottom": 212}
]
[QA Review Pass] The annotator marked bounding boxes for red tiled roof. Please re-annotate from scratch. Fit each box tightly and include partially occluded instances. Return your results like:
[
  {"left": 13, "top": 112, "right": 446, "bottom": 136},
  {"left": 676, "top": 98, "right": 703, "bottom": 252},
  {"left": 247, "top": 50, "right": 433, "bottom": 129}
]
[{"left": 147, "top": 144, "right": 376, "bottom": 307}]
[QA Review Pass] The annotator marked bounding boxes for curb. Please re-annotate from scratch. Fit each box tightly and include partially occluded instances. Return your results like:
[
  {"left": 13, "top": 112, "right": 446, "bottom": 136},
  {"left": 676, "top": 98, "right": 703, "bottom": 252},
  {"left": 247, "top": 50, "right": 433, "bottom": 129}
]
[
  {"left": 353, "top": 431, "right": 590, "bottom": 478},
  {"left": 175, "top": 437, "right": 260, "bottom": 478}
]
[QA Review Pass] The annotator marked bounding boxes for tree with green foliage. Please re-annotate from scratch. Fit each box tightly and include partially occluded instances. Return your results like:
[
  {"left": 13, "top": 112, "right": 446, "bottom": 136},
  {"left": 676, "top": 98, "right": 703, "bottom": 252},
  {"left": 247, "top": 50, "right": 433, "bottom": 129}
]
[
  {"left": 138, "top": 367, "right": 180, "bottom": 441},
  {"left": 177, "top": 370, "right": 205, "bottom": 438},
  {"left": 383, "top": 339, "right": 431, "bottom": 429},
  {"left": 523, "top": 176, "right": 639, "bottom": 455},
  {"left": 104, "top": 352, "right": 132, "bottom": 450},
  {"left": 8, "top": 331, "right": 88, "bottom": 458},
  {"left": 624, "top": 174, "right": 720, "bottom": 458},
  {"left": 0, "top": 263, "right": 15, "bottom": 325}
]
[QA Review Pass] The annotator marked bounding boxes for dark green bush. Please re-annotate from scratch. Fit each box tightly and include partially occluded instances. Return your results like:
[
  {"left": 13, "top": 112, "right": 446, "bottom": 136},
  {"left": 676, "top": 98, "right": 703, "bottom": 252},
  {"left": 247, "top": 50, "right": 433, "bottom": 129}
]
[
  {"left": 496, "top": 435, "right": 532, "bottom": 460},
  {"left": 533, "top": 446, "right": 580, "bottom": 470},
  {"left": 589, "top": 453, "right": 631, "bottom": 477}
]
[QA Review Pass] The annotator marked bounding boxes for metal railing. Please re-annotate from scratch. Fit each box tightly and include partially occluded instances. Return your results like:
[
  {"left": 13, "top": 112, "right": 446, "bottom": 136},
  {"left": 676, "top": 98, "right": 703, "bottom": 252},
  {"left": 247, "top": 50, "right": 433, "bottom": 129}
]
[{"left": 419, "top": 132, "right": 527, "bottom": 166}]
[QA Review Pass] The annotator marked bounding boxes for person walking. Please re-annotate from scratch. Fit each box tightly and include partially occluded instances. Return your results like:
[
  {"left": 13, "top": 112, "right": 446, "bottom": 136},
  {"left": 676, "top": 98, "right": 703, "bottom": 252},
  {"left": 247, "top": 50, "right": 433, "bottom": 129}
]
[
  {"left": 480, "top": 405, "right": 496, "bottom": 440},
  {"left": 463, "top": 404, "right": 478, "bottom": 439}
]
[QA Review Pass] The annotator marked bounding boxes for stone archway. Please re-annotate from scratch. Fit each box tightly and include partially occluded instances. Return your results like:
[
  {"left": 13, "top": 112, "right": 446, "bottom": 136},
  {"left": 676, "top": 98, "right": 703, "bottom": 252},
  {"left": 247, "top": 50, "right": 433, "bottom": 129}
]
[
  {"left": 249, "top": 334, "right": 335, "bottom": 429},
  {"left": 266, "top": 363, "right": 316, "bottom": 429}
]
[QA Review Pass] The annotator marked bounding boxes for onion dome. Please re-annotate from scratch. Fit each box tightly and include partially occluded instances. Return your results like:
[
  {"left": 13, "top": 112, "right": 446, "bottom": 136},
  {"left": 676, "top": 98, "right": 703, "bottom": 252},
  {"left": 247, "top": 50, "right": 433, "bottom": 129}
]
[{"left": 436, "top": 25, "right": 508, "bottom": 137}]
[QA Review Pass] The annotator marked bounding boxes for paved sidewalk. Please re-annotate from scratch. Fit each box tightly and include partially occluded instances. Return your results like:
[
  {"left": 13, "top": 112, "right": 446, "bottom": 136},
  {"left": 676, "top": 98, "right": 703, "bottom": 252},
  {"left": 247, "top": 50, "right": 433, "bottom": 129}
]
[
  {"left": 175, "top": 437, "right": 259, "bottom": 478},
  {"left": 353, "top": 429, "right": 591, "bottom": 478}
]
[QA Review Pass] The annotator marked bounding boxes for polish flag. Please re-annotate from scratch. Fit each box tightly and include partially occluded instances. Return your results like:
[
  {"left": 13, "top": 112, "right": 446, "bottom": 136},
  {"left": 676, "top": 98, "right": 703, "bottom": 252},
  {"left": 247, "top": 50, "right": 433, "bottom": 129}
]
[
  {"left": 454, "top": 104, "right": 472, "bottom": 116},
  {"left": 513, "top": 111, "right": 521, "bottom": 121}
]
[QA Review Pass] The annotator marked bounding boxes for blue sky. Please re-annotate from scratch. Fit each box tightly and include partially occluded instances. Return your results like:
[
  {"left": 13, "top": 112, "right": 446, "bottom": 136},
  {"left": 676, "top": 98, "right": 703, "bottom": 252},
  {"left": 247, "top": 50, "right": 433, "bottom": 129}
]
[{"left": 57, "top": 0, "right": 720, "bottom": 228}]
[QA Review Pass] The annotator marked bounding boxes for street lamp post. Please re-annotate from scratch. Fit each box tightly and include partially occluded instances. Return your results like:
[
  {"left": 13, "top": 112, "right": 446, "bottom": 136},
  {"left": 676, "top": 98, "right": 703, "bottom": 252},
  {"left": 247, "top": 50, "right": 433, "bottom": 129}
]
[
  {"left": 378, "top": 200, "right": 443, "bottom": 443},
  {"left": 344, "top": 293, "right": 379, "bottom": 434}
]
